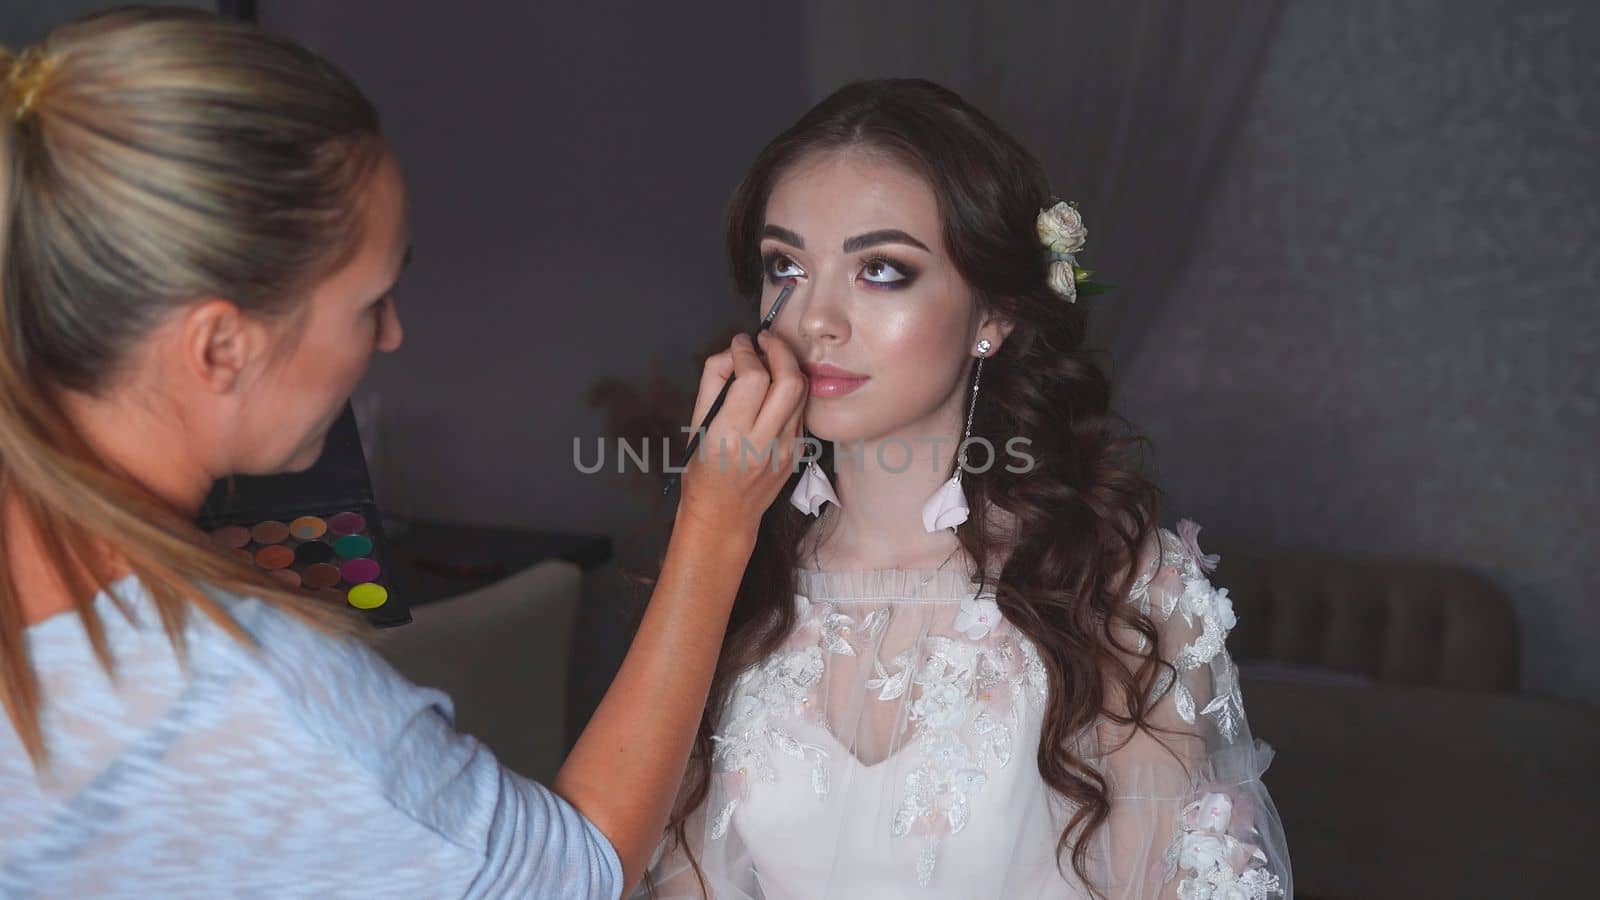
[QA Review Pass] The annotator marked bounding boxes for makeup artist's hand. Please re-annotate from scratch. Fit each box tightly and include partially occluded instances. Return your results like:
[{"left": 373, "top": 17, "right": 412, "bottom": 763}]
[
  {"left": 676, "top": 331, "right": 806, "bottom": 540},
  {"left": 555, "top": 331, "right": 804, "bottom": 893}
]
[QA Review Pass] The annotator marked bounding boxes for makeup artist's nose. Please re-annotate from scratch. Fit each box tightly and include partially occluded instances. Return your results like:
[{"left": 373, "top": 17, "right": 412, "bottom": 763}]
[{"left": 797, "top": 283, "right": 850, "bottom": 346}]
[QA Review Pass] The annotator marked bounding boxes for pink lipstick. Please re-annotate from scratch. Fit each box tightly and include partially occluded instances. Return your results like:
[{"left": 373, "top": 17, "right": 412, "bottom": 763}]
[{"left": 803, "top": 362, "right": 868, "bottom": 398}]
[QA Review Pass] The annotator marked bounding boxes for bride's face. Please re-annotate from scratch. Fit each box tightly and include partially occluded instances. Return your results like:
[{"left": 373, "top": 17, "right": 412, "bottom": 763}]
[{"left": 760, "top": 151, "right": 1007, "bottom": 445}]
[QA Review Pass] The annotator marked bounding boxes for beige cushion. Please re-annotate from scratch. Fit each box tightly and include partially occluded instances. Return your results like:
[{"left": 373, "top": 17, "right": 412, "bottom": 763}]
[{"left": 375, "top": 559, "right": 583, "bottom": 782}]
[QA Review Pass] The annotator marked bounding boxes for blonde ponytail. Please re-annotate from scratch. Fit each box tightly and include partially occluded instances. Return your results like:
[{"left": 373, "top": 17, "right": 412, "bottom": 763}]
[{"left": 0, "top": 8, "right": 384, "bottom": 767}]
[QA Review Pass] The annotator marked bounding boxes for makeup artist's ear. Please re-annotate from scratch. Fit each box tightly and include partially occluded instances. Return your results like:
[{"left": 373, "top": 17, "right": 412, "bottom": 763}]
[
  {"left": 974, "top": 311, "right": 1016, "bottom": 355},
  {"left": 180, "top": 298, "right": 272, "bottom": 393}
]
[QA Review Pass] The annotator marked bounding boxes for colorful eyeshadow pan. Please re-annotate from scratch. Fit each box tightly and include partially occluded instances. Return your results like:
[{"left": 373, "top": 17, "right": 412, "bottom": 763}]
[
  {"left": 302, "top": 563, "right": 343, "bottom": 589},
  {"left": 251, "top": 520, "right": 290, "bottom": 545},
  {"left": 295, "top": 540, "right": 335, "bottom": 565},
  {"left": 289, "top": 516, "right": 328, "bottom": 540},
  {"left": 334, "top": 534, "right": 374, "bottom": 559},
  {"left": 347, "top": 583, "right": 388, "bottom": 610},
  {"left": 210, "top": 526, "right": 251, "bottom": 549},
  {"left": 340, "top": 558, "right": 380, "bottom": 585},
  {"left": 328, "top": 512, "right": 366, "bottom": 536},
  {"left": 255, "top": 545, "right": 295, "bottom": 570}
]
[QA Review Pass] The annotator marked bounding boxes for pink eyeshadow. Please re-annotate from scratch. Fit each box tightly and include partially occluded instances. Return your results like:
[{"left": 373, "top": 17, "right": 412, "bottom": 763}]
[{"left": 340, "top": 558, "right": 380, "bottom": 584}]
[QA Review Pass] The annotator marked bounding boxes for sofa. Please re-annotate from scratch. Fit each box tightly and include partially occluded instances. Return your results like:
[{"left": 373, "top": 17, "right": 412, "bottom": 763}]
[{"left": 1218, "top": 551, "right": 1600, "bottom": 899}]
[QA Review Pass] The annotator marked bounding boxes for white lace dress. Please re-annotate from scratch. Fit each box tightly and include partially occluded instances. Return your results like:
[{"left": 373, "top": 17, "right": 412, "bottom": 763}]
[{"left": 641, "top": 526, "right": 1291, "bottom": 899}]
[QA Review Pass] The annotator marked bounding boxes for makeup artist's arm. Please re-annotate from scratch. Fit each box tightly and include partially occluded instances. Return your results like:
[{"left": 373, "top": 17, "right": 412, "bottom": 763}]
[{"left": 552, "top": 330, "right": 805, "bottom": 896}]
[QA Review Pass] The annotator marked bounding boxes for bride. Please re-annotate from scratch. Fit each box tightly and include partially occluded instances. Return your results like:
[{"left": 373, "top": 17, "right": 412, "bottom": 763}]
[{"left": 640, "top": 79, "right": 1291, "bottom": 900}]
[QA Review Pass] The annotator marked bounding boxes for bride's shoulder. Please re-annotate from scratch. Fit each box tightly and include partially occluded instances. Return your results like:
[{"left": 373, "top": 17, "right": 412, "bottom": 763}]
[{"left": 1121, "top": 519, "right": 1229, "bottom": 618}]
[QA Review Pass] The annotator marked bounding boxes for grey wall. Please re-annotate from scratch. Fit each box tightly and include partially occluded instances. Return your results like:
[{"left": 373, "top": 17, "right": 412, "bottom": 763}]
[
  {"left": 258, "top": 1, "right": 809, "bottom": 537},
  {"left": 1119, "top": 0, "right": 1599, "bottom": 702}
]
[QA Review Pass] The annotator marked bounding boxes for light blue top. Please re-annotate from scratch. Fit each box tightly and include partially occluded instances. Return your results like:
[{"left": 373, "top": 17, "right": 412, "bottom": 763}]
[{"left": 0, "top": 576, "right": 622, "bottom": 899}]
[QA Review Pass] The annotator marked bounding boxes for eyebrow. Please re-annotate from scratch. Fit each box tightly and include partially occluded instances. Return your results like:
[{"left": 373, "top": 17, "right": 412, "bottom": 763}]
[
  {"left": 761, "top": 225, "right": 805, "bottom": 249},
  {"left": 761, "top": 225, "right": 931, "bottom": 254},
  {"left": 842, "top": 229, "right": 930, "bottom": 254}
]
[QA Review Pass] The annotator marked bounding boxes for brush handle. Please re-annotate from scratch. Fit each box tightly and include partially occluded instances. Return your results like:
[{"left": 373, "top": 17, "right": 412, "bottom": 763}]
[
  {"left": 662, "top": 283, "right": 794, "bottom": 497},
  {"left": 663, "top": 378, "right": 733, "bottom": 495}
]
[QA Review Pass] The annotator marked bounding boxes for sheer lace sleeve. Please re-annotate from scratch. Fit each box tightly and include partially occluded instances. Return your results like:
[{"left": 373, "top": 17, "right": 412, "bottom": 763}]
[{"left": 1089, "top": 522, "right": 1292, "bottom": 900}]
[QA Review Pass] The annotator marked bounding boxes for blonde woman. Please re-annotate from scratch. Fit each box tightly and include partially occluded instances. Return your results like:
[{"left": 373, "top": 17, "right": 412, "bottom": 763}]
[{"left": 0, "top": 8, "right": 803, "bottom": 898}]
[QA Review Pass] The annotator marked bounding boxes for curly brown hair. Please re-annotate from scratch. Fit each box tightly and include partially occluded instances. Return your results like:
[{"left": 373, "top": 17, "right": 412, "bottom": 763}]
[{"left": 656, "top": 78, "right": 1168, "bottom": 896}]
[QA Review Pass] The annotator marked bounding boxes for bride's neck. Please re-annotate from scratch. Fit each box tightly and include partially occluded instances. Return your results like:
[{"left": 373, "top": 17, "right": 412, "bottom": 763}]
[{"left": 807, "top": 427, "right": 964, "bottom": 572}]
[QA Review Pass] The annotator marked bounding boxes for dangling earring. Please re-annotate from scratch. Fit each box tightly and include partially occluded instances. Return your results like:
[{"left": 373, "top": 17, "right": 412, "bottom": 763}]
[
  {"left": 790, "top": 444, "right": 838, "bottom": 516},
  {"left": 922, "top": 340, "right": 989, "bottom": 532}
]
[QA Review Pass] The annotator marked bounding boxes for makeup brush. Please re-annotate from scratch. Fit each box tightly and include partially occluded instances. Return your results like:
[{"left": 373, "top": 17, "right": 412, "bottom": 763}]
[{"left": 663, "top": 281, "right": 797, "bottom": 496}]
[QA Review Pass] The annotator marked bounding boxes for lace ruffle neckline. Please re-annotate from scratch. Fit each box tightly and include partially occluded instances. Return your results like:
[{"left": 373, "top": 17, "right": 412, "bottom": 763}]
[{"left": 794, "top": 568, "right": 991, "bottom": 603}]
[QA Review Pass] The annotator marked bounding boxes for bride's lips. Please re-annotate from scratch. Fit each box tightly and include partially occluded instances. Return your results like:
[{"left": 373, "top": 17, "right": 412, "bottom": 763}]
[{"left": 803, "top": 362, "right": 869, "bottom": 398}]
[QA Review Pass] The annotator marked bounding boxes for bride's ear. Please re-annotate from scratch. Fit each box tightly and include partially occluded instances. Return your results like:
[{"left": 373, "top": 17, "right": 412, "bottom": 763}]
[{"left": 974, "top": 313, "right": 1015, "bottom": 355}]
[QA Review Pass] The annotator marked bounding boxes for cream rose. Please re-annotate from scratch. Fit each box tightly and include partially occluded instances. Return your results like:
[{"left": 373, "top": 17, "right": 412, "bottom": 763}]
[
  {"left": 1046, "top": 259, "right": 1079, "bottom": 303},
  {"left": 1036, "top": 201, "right": 1087, "bottom": 256}
]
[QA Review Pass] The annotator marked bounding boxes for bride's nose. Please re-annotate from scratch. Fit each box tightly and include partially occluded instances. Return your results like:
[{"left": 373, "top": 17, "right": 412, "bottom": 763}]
[{"left": 797, "top": 280, "right": 850, "bottom": 346}]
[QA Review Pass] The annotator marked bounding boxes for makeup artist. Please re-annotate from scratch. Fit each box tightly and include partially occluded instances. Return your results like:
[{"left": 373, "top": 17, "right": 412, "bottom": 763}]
[{"left": 0, "top": 9, "right": 802, "bottom": 898}]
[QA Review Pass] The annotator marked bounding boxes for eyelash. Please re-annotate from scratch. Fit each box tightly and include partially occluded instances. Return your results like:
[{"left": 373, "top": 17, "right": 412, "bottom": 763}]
[
  {"left": 761, "top": 252, "right": 918, "bottom": 289},
  {"left": 763, "top": 252, "right": 805, "bottom": 282},
  {"left": 858, "top": 255, "right": 916, "bottom": 287}
]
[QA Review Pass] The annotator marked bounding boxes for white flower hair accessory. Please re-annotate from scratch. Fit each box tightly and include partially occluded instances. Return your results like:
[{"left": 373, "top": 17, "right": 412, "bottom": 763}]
[{"left": 1035, "top": 200, "right": 1108, "bottom": 303}]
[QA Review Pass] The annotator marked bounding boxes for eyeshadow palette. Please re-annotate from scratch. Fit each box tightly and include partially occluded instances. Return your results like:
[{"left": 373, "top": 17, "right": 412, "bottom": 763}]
[
  {"left": 207, "top": 509, "right": 392, "bottom": 613},
  {"left": 197, "top": 404, "right": 409, "bottom": 626}
]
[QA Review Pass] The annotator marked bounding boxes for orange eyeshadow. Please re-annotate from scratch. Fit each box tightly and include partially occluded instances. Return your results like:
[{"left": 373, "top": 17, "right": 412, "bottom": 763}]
[
  {"left": 250, "top": 520, "right": 290, "bottom": 545},
  {"left": 255, "top": 545, "right": 295, "bottom": 570}
]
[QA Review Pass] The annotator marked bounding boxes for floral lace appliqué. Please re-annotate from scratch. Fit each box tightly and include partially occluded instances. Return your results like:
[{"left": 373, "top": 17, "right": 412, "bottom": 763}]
[
  {"left": 708, "top": 595, "right": 861, "bottom": 839},
  {"left": 1137, "top": 526, "right": 1248, "bottom": 742},
  {"left": 710, "top": 588, "right": 1049, "bottom": 889},
  {"left": 871, "top": 602, "right": 1048, "bottom": 887},
  {"left": 1164, "top": 791, "right": 1284, "bottom": 900}
]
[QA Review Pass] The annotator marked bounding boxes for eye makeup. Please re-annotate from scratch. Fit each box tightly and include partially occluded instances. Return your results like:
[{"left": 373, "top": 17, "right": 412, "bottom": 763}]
[
  {"left": 760, "top": 250, "right": 918, "bottom": 289},
  {"left": 857, "top": 255, "right": 917, "bottom": 288},
  {"left": 763, "top": 251, "right": 807, "bottom": 284}
]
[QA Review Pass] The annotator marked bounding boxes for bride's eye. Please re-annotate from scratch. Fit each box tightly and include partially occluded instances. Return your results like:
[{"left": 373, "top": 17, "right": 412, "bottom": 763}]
[
  {"left": 859, "top": 256, "right": 915, "bottom": 288},
  {"left": 764, "top": 253, "right": 807, "bottom": 283}
]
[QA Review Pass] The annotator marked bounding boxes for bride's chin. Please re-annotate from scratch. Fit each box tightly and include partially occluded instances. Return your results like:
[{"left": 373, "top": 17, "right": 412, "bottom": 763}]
[
  {"left": 803, "top": 413, "right": 873, "bottom": 447},
  {"left": 805, "top": 422, "right": 919, "bottom": 453}
]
